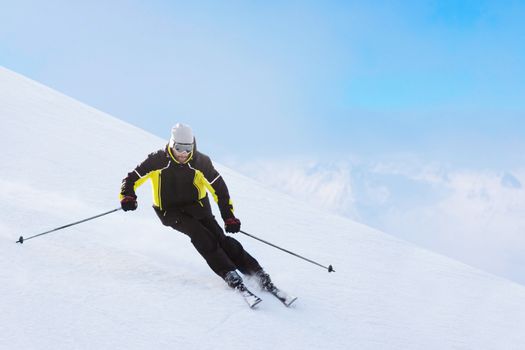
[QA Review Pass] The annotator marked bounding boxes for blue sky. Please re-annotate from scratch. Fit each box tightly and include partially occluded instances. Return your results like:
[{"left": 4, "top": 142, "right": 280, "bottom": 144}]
[
  {"left": 2, "top": 0, "right": 523, "bottom": 164},
  {"left": 2, "top": 1, "right": 525, "bottom": 283}
]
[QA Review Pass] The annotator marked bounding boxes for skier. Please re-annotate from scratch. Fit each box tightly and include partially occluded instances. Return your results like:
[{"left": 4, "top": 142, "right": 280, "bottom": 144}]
[{"left": 120, "top": 123, "right": 274, "bottom": 294}]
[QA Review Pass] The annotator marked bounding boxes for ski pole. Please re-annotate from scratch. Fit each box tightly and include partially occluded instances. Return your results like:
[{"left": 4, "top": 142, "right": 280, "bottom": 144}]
[
  {"left": 16, "top": 208, "right": 122, "bottom": 244},
  {"left": 239, "top": 230, "right": 335, "bottom": 273}
]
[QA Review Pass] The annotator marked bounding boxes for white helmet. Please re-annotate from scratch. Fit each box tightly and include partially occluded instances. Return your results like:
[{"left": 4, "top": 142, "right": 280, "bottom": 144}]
[{"left": 169, "top": 123, "right": 194, "bottom": 149}]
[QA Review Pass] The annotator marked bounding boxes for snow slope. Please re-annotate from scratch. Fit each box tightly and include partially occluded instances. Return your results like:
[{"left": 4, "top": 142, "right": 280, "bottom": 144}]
[{"left": 1, "top": 66, "right": 525, "bottom": 349}]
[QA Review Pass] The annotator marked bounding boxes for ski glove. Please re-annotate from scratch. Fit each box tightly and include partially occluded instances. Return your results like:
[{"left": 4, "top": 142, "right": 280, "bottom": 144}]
[
  {"left": 224, "top": 217, "right": 241, "bottom": 233},
  {"left": 121, "top": 196, "right": 138, "bottom": 211}
]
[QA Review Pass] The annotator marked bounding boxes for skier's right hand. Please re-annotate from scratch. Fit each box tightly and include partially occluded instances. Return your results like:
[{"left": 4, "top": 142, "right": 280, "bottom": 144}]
[{"left": 120, "top": 196, "right": 138, "bottom": 211}]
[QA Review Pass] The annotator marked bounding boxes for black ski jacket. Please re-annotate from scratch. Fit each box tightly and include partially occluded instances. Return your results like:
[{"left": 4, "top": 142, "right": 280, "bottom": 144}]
[{"left": 120, "top": 145, "right": 235, "bottom": 225}]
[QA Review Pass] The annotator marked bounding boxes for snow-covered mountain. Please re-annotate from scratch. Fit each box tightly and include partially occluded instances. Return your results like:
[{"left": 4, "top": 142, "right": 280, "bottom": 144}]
[{"left": 1, "top": 66, "right": 525, "bottom": 349}]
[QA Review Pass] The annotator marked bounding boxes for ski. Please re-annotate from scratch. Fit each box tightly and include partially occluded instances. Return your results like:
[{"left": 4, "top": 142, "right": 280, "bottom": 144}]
[
  {"left": 237, "top": 284, "right": 262, "bottom": 308},
  {"left": 266, "top": 286, "right": 297, "bottom": 307}
]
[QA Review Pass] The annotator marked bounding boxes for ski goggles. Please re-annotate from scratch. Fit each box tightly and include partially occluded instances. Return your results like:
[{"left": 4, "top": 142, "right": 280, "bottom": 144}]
[{"left": 173, "top": 143, "right": 194, "bottom": 153}]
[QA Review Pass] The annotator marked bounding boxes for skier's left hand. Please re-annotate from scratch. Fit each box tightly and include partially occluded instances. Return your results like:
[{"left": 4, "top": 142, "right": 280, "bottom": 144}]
[{"left": 224, "top": 217, "right": 241, "bottom": 233}]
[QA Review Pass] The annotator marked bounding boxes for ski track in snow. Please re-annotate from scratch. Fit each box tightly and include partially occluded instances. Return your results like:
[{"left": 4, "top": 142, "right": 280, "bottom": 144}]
[{"left": 1, "top": 66, "right": 525, "bottom": 349}]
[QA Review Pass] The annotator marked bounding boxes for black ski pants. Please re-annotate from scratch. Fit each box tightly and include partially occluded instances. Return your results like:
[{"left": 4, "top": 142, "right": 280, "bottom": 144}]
[{"left": 155, "top": 207, "right": 261, "bottom": 278}]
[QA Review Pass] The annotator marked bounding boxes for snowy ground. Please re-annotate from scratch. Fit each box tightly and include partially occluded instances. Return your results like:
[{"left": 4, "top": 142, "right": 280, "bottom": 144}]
[{"left": 1, "top": 66, "right": 525, "bottom": 349}]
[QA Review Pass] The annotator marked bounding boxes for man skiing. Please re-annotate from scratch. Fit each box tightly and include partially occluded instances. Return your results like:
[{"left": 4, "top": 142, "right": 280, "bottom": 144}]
[{"left": 119, "top": 123, "right": 274, "bottom": 296}]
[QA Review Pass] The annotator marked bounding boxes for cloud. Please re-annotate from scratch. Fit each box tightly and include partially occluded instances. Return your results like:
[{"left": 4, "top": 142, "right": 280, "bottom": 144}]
[
  {"left": 229, "top": 157, "right": 358, "bottom": 219},
  {"left": 228, "top": 155, "right": 525, "bottom": 285},
  {"left": 370, "top": 164, "right": 525, "bottom": 284},
  {"left": 501, "top": 172, "right": 522, "bottom": 189}
]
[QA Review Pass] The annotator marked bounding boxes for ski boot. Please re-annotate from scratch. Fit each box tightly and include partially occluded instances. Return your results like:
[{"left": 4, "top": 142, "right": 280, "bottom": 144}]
[
  {"left": 224, "top": 270, "right": 262, "bottom": 307},
  {"left": 224, "top": 270, "right": 243, "bottom": 289},
  {"left": 254, "top": 269, "right": 275, "bottom": 292}
]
